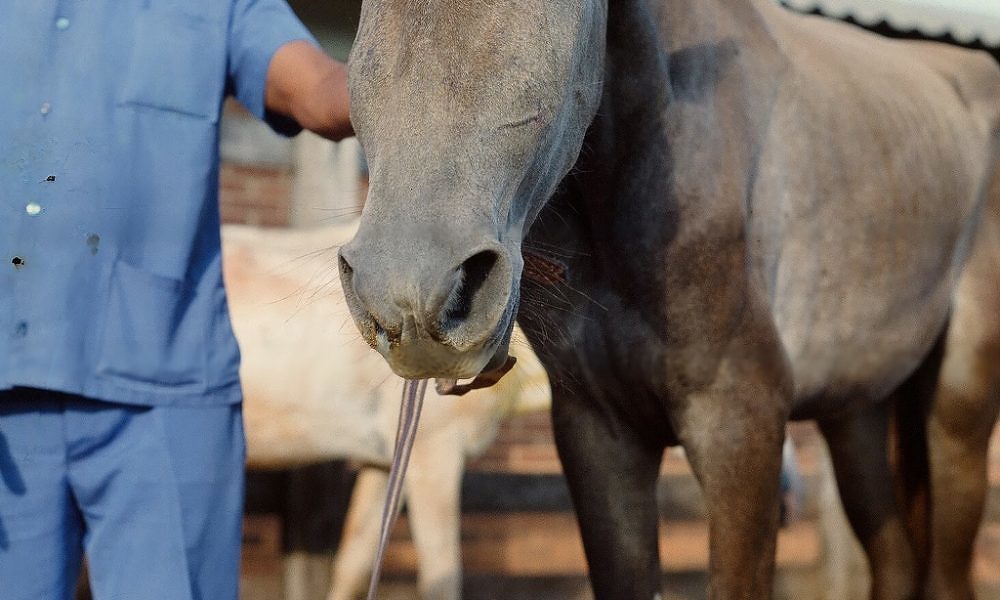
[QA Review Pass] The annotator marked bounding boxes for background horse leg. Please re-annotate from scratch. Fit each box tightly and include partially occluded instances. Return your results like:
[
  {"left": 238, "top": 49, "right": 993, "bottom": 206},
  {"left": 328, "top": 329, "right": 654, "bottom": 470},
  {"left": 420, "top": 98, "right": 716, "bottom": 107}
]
[
  {"left": 550, "top": 382, "right": 663, "bottom": 600},
  {"left": 327, "top": 467, "right": 389, "bottom": 600},
  {"left": 328, "top": 435, "right": 465, "bottom": 600},
  {"left": 675, "top": 388, "right": 786, "bottom": 600},
  {"left": 404, "top": 428, "right": 465, "bottom": 600},
  {"left": 283, "top": 463, "right": 357, "bottom": 600},
  {"left": 819, "top": 405, "right": 919, "bottom": 600},
  {"left": 925, "top": 180, "right": 1000, "bottom": 600},
  {"left": 925, "top": 334, "right": 999, "bottom": 600}
]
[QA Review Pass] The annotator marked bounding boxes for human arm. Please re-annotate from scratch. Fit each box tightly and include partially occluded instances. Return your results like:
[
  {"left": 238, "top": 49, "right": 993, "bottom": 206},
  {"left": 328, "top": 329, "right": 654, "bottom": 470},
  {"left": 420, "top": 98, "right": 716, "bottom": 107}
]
[
  {"left": 228, "top": 0, "right": 353, "bottom": 140},
  {"left": 265, "top": 40, "right": 354, "bottom": 142}
]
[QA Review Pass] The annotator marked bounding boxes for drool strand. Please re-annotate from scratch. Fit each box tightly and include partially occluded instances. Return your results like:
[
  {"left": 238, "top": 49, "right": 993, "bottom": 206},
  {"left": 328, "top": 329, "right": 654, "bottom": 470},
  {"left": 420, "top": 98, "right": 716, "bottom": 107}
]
[{"left": 366, "top": 378, "right": 428, "bottom": 600}]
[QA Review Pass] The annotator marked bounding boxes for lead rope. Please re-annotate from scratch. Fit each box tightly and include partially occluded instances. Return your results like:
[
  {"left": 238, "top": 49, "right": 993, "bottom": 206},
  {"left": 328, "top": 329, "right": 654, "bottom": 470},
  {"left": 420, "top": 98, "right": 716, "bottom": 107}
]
[{"left": 366, "top": 378, "right": 428, "bottom": 600}]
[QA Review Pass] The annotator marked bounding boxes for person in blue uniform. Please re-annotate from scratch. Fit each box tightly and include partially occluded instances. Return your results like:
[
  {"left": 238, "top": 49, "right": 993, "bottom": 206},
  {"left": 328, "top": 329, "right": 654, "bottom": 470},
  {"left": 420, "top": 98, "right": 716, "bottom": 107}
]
[{"left": 0, "top": 2, "right": 353, "bottom": 598}]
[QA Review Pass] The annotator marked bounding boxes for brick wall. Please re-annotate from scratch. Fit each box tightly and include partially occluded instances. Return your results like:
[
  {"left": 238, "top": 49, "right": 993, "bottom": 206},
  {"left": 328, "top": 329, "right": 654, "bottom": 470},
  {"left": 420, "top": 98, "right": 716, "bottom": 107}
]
[
  {"left": 219, "top": 100, "right": 296, "bottom": 228},
  {"left": 218, "top": 101, "right": 363, "bottom": 229},
  {"left": 220, "top": 163, "right": 294, "bottom": 227}
]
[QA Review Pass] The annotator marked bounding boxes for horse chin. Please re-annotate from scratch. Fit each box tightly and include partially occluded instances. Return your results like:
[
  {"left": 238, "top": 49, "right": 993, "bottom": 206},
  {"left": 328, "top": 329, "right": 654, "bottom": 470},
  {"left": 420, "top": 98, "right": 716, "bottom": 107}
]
[{"left": 377, "top": 322, "right": 512, "bottom": 381}]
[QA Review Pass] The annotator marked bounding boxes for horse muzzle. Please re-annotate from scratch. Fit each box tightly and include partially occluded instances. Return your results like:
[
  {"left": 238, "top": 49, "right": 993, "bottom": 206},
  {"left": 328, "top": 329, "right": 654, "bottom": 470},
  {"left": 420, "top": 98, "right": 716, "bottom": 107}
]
[{"left": 338, "top": 225, "right": 518, "bottom": 380}]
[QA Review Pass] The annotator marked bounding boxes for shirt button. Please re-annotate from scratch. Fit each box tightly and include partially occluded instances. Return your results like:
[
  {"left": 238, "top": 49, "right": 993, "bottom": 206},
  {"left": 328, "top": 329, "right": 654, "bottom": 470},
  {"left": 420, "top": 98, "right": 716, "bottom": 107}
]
[
  {"left": 40, "top": 102, "right": 51, "bottom": 116},
  {"left": 25, "top": 202, "right": 43, "bottom": 216},
  {"left": 55, "top": 17, "right": 70, "bottom": 30},
  {"left": 12, "top": 322, "right": 28, "bottom": 339}
]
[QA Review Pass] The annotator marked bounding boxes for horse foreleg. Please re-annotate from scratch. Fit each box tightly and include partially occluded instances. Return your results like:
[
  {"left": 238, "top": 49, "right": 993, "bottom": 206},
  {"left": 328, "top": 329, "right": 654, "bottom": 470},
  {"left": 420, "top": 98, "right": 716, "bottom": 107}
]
[
  {"left": 819, "top": 405, "right": 919, "bottom": 600},
  {"left": 551, "top": 383, "right": 663, "bottom": 600},
  {"left": 675, "top": 388, "right": 786, "bottom": 600},
  {"left": 327, "top": 467, "right": 390, "bottom": 600},
  {"left": 404, "top": 428, "right": 465, "bottom": 600}
]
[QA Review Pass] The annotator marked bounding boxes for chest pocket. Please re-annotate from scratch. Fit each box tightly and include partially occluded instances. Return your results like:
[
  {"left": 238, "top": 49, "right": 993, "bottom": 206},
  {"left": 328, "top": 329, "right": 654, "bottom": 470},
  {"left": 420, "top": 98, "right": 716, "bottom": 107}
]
[{"left": 118, "top": 8, "right": 227, "bottom": 122}]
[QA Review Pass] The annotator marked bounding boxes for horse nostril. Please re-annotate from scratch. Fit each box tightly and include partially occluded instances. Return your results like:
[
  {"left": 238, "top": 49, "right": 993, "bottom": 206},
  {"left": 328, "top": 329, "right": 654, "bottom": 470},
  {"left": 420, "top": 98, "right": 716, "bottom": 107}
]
[{"left": 441, "top": 249, "right": 499, "bottom": 330}]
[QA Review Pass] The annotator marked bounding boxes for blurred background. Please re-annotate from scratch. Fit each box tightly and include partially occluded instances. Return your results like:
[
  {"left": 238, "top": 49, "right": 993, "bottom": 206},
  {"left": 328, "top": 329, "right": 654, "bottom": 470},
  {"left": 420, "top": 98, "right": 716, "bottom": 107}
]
[{"left": 221, "top": 1, "right": 1000, "bottom": 599}]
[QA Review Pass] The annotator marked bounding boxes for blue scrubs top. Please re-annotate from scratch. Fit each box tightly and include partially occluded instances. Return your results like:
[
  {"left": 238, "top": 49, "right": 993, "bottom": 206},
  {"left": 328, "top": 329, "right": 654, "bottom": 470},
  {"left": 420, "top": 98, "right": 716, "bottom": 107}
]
[{"left": 0, "top": 0, "right": 315, "bottom": 406}]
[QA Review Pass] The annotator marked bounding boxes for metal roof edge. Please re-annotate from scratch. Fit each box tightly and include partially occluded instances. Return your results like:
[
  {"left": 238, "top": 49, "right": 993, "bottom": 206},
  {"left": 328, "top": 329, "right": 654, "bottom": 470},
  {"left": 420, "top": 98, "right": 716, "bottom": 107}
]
[{"left": 781, "top": 0, "right": 1000, "bottom": 47}]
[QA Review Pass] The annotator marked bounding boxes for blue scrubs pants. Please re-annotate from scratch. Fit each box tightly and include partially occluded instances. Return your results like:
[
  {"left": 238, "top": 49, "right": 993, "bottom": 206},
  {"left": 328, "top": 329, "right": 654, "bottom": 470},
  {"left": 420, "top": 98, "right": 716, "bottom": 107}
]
[{"left": 0, "top": 388, "right": 245, "bottom": 600}]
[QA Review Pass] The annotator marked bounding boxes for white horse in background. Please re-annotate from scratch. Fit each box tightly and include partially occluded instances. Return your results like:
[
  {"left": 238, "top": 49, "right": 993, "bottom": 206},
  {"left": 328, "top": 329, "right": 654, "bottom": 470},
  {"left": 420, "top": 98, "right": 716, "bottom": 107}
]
[{"left": 223, "top": 221, "right": 550, "bottom": 600}]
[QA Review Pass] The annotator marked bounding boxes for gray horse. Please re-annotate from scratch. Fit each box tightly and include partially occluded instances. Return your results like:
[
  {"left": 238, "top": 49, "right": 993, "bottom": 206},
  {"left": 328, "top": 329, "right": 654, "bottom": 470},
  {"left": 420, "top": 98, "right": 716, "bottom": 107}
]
[{"left": 337, "top": 0, "right": 1000, "bottom": 598}]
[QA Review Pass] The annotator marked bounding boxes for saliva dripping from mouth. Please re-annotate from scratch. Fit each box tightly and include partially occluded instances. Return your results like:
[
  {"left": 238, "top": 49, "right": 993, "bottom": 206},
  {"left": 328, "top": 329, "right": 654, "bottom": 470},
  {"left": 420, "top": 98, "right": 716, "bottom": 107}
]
[
  {"left": 366, "top": 378, "right": 427, "bottom": 600},
  {"left": 365, "top": 354, "right": 518, "bottom": 598}
]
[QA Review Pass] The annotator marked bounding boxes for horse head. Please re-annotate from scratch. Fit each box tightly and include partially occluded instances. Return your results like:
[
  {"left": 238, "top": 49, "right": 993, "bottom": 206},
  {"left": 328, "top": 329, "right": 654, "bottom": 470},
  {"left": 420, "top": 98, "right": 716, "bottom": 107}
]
[{"left": 339, "top": 0, "right": 607, "bottom": 379}]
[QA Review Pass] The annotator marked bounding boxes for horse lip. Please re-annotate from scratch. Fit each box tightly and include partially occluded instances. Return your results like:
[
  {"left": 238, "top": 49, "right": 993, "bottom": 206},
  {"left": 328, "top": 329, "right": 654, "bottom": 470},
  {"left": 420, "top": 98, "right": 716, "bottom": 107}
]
[
  {"left": 382, "top": 337, "right": 499, "bottom": 380},
  {"left": 380, "top": 314, "right": 513, "bottom": 380},
  {"left": 436, "top": 354, "right": 517, "bottom": 396}
]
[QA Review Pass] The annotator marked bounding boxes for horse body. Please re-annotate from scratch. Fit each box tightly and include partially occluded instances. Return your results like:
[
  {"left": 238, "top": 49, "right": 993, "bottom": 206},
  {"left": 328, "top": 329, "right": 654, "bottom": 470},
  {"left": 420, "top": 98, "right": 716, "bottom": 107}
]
[
  {"left": 339, "top": 0, "right": 1000, "bottom": 598},
  {"left": 757, "top": 5, "right": 999, "bottom": 414}
]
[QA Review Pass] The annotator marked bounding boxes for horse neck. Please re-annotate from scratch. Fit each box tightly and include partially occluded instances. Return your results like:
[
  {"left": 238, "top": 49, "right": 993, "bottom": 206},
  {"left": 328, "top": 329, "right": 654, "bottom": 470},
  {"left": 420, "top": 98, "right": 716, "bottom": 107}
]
[
  {"left": 652, "top": 0, "right": 774, "bottom": 50},
  {"left": 574, "top": 0, "right": 783, "bottom": 207},
  {"left": 534, "top": 0, "right": 788, "bottom": 289}
]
